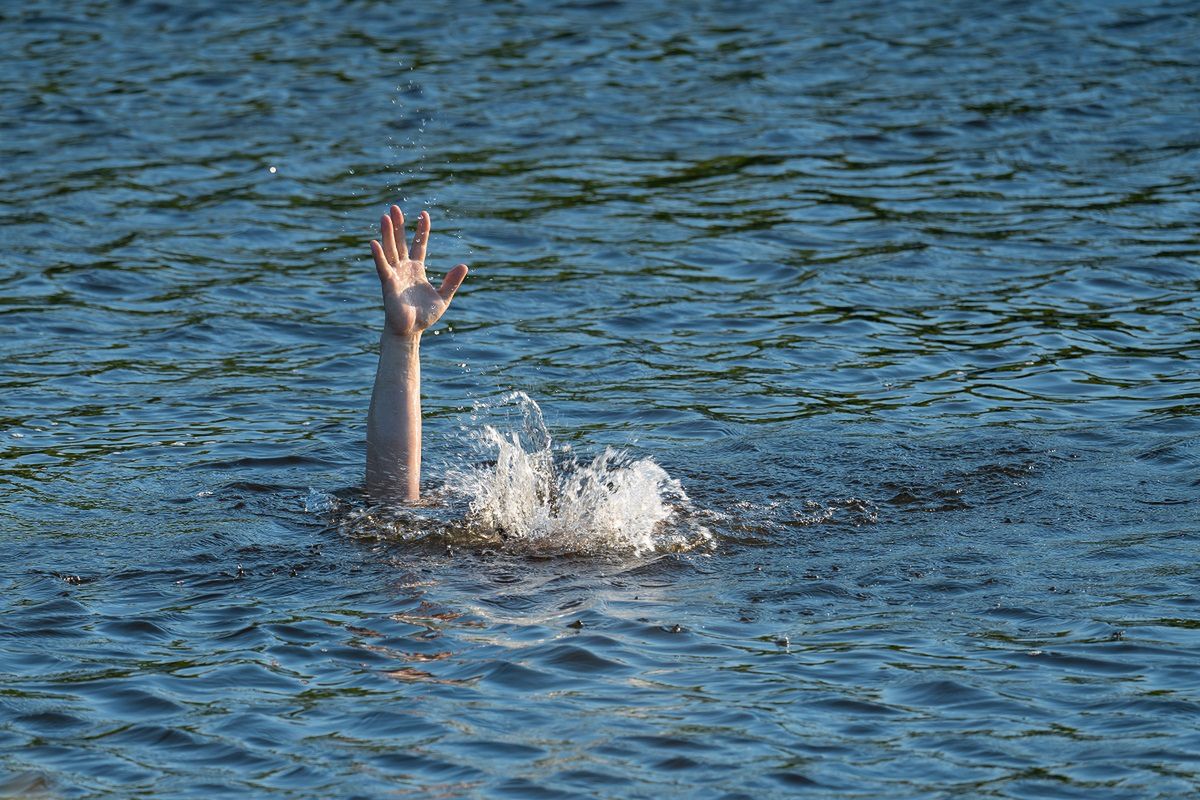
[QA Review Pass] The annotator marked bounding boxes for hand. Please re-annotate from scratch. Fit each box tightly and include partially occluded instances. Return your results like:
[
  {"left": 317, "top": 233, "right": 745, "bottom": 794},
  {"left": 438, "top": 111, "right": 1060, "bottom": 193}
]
[{"left": 370, "top": 206, "right": 468, "bottom": 339}]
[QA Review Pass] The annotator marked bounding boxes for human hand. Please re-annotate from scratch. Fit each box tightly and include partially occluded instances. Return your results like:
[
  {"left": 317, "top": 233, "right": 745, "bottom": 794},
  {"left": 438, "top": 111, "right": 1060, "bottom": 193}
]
[{"left": 370, "top": 206, "right": 468, "bottom": 339}]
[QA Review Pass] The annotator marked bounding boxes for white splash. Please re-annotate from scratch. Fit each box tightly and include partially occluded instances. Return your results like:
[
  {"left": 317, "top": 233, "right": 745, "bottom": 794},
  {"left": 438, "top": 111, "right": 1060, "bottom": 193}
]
[{"left": 445, "top": 392, "right": 708, "bottom": 556}]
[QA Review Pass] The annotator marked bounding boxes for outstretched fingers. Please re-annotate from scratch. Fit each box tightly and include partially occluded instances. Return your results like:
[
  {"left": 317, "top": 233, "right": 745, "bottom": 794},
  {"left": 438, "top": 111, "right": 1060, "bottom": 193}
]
[
  {"left": 411, "top": 211, "right": 430, "bottom": 262},
  {"left": 374, "top": 206, "right": 455, "bottom": 294},
  {"left": 438, "top": 264, "right": 469, "bottom": 303}
]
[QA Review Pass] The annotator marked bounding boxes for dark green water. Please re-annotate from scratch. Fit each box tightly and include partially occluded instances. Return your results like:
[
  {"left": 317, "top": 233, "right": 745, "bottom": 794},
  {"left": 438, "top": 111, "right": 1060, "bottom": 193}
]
[{"left": 2, "top": 0, "right": 1199, "bottom": 797}]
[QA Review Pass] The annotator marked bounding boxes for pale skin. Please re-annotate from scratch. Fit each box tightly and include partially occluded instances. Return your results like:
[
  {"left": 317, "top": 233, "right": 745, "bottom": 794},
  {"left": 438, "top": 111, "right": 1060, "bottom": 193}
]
[{"left": 366, "top": 205, "right": 469, "bottom": 503}]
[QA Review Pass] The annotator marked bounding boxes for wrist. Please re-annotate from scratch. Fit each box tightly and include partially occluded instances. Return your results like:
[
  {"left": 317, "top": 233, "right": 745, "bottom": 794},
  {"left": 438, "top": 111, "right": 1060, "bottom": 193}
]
[{"left": 381, "top": 330, "right": 422, "bottom": 348}]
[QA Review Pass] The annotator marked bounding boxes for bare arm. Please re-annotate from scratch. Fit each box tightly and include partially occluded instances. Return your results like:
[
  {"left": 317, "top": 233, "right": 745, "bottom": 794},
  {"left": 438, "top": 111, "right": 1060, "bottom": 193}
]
[{"left": 366, "top": 206, "right": 468, "bottom": 503}]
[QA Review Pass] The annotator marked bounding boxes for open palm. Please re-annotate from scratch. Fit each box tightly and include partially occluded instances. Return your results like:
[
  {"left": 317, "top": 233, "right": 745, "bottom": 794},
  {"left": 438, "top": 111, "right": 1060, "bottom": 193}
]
[{"left": 370, "top": 206, "right": 468, "bottom": 338}]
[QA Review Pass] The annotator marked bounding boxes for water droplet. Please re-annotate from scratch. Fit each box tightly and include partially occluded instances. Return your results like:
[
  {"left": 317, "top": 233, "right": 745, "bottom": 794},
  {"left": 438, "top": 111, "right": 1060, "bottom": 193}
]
[{"left": 268, "top": 165, "right": 277, "bottom": 174}]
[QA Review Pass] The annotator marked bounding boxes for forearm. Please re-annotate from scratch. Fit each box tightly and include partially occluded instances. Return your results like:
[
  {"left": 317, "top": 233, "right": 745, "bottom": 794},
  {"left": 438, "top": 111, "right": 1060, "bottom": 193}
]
[
  {"left": 366, "top": 332, "right": 422, "bottom": 502},
  {"left": 363, "top": 204, "right": 467, "bottom": 501}
]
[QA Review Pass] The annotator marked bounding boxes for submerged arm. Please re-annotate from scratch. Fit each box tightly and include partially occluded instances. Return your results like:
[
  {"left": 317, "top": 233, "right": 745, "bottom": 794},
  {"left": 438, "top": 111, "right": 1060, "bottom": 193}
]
[{"left": 365, "top": 206, "right": 468, "bottom": 503}]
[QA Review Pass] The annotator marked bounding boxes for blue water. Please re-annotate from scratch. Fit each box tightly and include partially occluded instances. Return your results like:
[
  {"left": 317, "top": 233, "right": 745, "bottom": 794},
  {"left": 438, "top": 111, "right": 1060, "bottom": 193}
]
[{"left": 2, "top": 0, "right": 1199, "bottom": 797}]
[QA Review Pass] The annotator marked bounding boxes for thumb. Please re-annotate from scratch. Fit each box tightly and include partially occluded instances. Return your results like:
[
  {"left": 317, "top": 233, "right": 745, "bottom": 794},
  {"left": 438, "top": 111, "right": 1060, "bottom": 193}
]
[{"left": 438, "top": 264, "right": 469, "bottom": 303}]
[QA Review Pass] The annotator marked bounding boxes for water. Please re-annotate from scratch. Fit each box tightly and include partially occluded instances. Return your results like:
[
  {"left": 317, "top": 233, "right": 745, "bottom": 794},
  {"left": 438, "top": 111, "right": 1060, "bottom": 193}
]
[{"left": 2, "top": 0, "right": 1199, "bottom": 796}]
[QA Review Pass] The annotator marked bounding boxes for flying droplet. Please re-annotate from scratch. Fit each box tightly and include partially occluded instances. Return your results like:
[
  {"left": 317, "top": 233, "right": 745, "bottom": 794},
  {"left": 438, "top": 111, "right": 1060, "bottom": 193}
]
[{"left": 268, "top": 166, "right": 277, "bottom": 173}]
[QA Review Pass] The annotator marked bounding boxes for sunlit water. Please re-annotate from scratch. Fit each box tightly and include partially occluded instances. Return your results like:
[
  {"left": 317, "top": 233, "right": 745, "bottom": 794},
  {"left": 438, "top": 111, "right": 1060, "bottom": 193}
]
[{"left": 2, "top": 0, "right": 1199, "bottom": 797}]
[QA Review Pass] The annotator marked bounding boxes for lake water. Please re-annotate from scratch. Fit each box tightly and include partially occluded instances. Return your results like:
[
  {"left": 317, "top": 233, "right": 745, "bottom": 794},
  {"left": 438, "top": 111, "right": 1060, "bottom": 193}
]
[{"left": 2, "top": 0, "right": 1199, "bottom": 797}]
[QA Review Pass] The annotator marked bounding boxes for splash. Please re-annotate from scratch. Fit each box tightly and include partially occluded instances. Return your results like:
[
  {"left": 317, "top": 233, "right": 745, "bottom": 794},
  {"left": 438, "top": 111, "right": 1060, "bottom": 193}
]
[{"left": 443, "top": 392, "right": 709, "bottom": 556}]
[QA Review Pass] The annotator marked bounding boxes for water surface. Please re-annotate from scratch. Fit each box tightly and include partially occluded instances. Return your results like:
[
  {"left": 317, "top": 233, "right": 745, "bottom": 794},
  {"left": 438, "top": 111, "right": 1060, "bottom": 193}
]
[{"left": 2, "top": 0, "right": 1199, "bottom": 797}]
